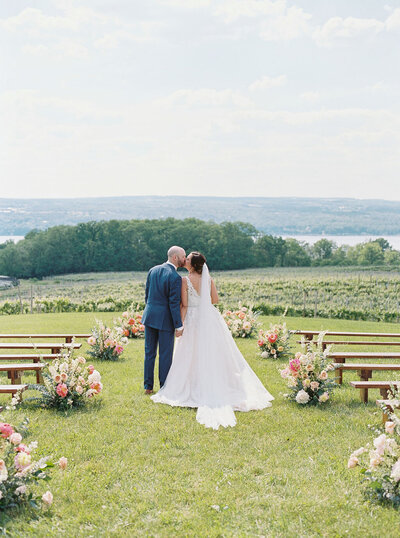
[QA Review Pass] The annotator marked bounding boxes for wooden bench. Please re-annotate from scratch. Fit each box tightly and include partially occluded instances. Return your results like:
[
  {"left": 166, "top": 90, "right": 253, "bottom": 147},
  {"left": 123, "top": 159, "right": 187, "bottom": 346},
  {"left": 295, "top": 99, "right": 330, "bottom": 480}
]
[
  {"left": 350, "top": 381, "right": 400, "bottom": 403},
  {"left": 0, "top": 334, "right": 91, "bottom": 343},
  {"left": 297, "top": 340, "right": 400, "bottom": 351},
  {"left": 333, "top": 363, "right": 400, "bottom": 383},
  {"left": 293, "top": 330, "right": 400, "bottom": 340},
  {"left": 376, "top": 399, "right": 400, "bottom": 423},
  {"left": 0, "top": 363, "right": 45, "bottom": 384},
  {"left": 0, "top": 343, "right": 81, "bottom": 354},
  {"left": 328, "top": 352, "right": 400, "bottom": 384},
  {"left": 0, "top": 384, "right": 28, "bottom": 402}
]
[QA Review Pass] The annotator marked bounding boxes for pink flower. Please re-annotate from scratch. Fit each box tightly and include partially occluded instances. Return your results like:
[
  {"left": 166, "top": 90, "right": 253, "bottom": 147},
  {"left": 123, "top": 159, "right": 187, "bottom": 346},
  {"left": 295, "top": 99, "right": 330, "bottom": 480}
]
[
  {"left": 56, "top": 383, "right": 68, "bottom": 398},
  {"left": 319, "top": 370, "right": 328, "bottom": 381},
  {"left": 289, "top": 359, "right": 301, "bottom": 373},
  {"left": 9, "top": 432, "right": 23, "bottom": 445},
  {"left": 87, "top": 336, "right": 96, "bottom": 346},
  {"left": 88, "top": 365, "right": 95, "bottom": 374},
  {"left": 115, "top": 344, "right": 123, "bottom": 355},
  {"left": 310, "top": 381, "right": 320, "bottom": 391},
  {"left": 58, "top": 457, "right": 68, "bottom": 470},
  {"left": 0, "top": 423, "right": 14, "bottom": 439},
  {"left": 104, "top": 338, "right": 112, "bottom": 348},
  {"left": 257, "top": 339, "right": 265, "bottom": 347},
  {"left": 122, "top": 311, "right": 129, "bottom": 318},
  {"left": 42, "top": 491, "right": 53, "bottom": 505},
  {"left": 268, "top": 333, "right": 278, "bottom": 343},
  {"left": 76, "top": 385, "right": 83, "bottom": 395},
  {"left": 15, "top": 443, "right": 30, "bottom": 453}
]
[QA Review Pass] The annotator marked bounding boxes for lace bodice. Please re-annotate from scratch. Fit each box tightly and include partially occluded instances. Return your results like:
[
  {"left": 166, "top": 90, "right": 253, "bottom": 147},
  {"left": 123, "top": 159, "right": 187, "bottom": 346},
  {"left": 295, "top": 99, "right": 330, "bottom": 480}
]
[{"left": 186, "top": 276, "right": 201, "bottom": 308}]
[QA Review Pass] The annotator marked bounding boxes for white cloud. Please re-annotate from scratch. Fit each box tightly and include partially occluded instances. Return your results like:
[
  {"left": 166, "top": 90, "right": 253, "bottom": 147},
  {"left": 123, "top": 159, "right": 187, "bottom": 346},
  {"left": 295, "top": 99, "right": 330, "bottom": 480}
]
[
  {"left": 259, "top": 5, "right": 312, "bottom": 41},
  {"left": 249, "top": 75, "right": 287, "bottom": 91},
  {"left": 313, "top": 16, "right": 385, "bottom": 47},
  {"left": 159, "top": 0, "right": 211, "bottom": 9},
  {"left": 386, "top": 8, "right": 400, "bottom": 31},
  {"left": 159, "top": 88, "right": 253, "bottom": 108},
  {"left": 213, "top": 0, "right": 285, "bottom": 23},
  {"left": 300, "top": 91, "right": 320, "bottom": 103}
]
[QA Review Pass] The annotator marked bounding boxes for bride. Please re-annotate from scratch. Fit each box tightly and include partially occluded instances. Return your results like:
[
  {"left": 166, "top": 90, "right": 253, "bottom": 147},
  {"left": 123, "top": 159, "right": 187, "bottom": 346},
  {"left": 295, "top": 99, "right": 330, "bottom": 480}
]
[{"left": 151, "top": 251, "right": 274, "bottom": 430}]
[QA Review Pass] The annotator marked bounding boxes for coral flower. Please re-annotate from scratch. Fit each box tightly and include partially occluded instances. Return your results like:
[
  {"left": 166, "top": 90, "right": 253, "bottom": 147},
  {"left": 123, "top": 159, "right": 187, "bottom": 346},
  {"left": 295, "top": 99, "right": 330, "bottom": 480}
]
[
  {"left": 0, "top": 423, "right": 14, "bottom": 439},
  {"left": 128, "top": 318, "right": 135, "bottom": 325},
  {"left": 268, "top": 333, "right": 278, "bottom": 343},
  {"left": 56, "top": 383, "right": 68, "bottom": 398}
]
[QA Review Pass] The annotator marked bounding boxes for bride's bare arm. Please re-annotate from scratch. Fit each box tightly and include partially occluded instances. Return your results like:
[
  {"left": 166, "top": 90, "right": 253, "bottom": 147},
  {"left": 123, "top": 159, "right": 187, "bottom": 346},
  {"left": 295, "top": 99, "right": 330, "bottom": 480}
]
[
  {"left": 210, "top": 278, "right": 219, "bottom": 304},
  {"left": 180, "top": 277, "right": 188, "bottom": 322}
]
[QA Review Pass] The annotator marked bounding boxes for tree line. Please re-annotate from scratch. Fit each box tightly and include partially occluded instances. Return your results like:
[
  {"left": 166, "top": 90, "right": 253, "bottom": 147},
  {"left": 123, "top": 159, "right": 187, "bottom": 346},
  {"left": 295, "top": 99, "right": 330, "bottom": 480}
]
[{"left": 0, "top": 218, "right": 399, "bottom": 278}]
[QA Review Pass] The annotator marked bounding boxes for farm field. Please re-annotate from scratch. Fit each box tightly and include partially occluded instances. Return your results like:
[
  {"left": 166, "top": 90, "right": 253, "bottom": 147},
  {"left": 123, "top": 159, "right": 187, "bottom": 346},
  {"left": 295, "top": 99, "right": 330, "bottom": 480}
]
[
  {"left": 2, "top": 312, "right": 400, "bottom": 536},
  {"left": 2, "top": 266, "right": 400, "bottom": 322}
]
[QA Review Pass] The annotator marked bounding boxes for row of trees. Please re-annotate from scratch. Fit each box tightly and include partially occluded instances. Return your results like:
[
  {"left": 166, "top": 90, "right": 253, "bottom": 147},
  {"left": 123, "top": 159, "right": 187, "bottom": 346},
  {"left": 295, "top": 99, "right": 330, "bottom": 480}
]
[{"left": 0, "top": 219, "right": 399, "bottom": 278}]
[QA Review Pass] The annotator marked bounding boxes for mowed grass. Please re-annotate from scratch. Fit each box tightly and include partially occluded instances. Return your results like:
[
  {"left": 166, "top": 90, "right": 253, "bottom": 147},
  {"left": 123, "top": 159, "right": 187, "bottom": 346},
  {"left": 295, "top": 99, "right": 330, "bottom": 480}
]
[{"left": 2, "top": 313, "right": 400, "bottom": 537}]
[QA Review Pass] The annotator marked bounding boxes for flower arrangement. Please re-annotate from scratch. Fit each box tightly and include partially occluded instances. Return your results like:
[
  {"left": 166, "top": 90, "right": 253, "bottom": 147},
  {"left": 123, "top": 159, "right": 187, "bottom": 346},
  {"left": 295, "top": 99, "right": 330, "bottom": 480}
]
[
  {"left": 257, "top": 322, "right": 291, "bottom": 359},
  {"left": 88, "top": 319, "right": 128, "bottom": 360},
  {"left": 348, "top": 416, "right": 400, "bottom": 507},
  {"left": 280, "top": 337, "right": 336, "bottom": 405},
  {"left": 0, "top": 415, "right": 66, "bottom": 512},
  {"left": 30, "top": 348, "right": 102, "bottom": 410},
  {"left": 115, "top": 307, "right": 145, "bottom": 339},
  {"left": 222, "top": 306, "right": 258, "bottom": 338}
]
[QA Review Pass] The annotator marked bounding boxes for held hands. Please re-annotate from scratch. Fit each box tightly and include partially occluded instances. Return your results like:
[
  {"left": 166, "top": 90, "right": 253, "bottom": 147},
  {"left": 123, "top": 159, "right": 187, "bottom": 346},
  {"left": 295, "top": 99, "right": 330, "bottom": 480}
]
[{"left": 175, "top": 328, "right": 184, "bottom": 338}]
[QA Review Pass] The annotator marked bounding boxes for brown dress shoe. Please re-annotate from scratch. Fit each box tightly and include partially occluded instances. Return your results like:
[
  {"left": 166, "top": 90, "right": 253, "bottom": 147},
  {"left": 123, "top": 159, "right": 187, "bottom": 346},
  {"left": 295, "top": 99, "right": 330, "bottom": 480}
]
[{"left": 144, "top": 389, "right": 154, "bottom": 395}]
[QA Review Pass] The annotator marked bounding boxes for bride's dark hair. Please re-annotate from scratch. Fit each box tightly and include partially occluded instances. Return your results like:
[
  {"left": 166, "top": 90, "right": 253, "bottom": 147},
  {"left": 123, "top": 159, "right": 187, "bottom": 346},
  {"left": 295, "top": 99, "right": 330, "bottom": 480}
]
[{"left": 189, "top": 252, "right": 206, "bottom": 274}]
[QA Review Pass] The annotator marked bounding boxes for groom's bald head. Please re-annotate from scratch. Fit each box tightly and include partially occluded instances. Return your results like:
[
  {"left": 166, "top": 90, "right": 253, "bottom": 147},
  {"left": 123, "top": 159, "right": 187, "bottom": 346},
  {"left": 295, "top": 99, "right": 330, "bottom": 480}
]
[{"left": 168, "top": 246, "right": 186, "bottom": 267}]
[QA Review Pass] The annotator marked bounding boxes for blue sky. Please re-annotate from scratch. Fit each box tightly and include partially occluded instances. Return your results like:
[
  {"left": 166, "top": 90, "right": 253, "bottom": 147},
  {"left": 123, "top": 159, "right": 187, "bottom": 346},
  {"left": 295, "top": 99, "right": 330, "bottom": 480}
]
[{"left": 1, "top": 0, "right": 400, "bottom": 199}]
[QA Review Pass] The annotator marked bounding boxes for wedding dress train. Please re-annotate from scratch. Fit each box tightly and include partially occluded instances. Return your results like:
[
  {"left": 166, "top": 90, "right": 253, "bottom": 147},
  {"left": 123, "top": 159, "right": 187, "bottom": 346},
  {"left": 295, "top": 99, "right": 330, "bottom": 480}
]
[{"left": 151, "top": 265, "right": 274, "bottom": 429}]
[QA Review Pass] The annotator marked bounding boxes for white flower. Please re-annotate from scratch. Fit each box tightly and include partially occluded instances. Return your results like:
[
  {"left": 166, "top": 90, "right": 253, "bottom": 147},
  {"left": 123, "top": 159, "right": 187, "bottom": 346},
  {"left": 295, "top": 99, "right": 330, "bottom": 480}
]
[
  {"left": 261, "top": 351, "right": 269, "bottom": 359},
  {"left": 295, "top": 390, "right": 310, "bottom": 405},
  {"left": 319, "top": 392, "right": 330, "bottom": 403},
  {"left": 15, "top": 485, "right": 27, "bottom": 495},
  {"left": 42, "top": 491, "right": 53, "bottom": 505},
  {"left": 391, "top": 459, "right": 400, "bottom": 482},
  {"left": 88, "top": 370, "right": 101, "bottom": 384},
  {"left": 0, "top": 460, "right": 8, "bottom": 482},
  {"left": 351, "top": 447, "right": 365, "bottom": 458},
  {"left": 373, "top": 434, "right": 388, "bottom": 456},
  {"left": 28, "top": 441, "right": 38, "bottom": 451},
  {"left": 347, "top": 456, "right": 358, "bottom": 468}
]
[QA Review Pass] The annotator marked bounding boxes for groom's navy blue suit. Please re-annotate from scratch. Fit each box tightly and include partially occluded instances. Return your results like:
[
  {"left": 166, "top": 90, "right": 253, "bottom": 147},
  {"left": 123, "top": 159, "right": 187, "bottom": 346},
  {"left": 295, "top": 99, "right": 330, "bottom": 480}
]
[{"left": 142, "top": 262, "right": 183, "bottom": 390}]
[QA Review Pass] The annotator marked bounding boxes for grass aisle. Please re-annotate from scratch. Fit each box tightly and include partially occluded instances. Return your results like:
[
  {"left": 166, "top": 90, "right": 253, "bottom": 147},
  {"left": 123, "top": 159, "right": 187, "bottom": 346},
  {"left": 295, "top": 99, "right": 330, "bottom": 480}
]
[{"left": 2, "top": 313, "right": 400, "bottom": 536}]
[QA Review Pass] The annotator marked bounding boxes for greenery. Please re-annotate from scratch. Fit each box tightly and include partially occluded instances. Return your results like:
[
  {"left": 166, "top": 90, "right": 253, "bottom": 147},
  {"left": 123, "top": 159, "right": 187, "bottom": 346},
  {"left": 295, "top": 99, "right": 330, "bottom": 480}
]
[
  {"left": 4, "top": 266, "right": 400, "bottom": 323},
  {"left": 3, "top": 196, "right": 400, "bottom": 236},
  {"left": 2, "top": 218, "right": 400, "bottom": 279},
  {"left": 2, "top": 312, "right": 400, "bottom": 535}
]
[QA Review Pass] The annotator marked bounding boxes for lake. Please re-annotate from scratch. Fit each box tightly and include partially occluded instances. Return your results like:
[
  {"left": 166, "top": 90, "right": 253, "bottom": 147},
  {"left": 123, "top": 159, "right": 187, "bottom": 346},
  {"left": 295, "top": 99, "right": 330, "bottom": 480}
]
[
  {"left": 1, "top": 234, "right": 400, "bottom": 250},
  {"left": 0, "top": 236, "right": 24, "bottom": 244},
  {"left": 284, "top": 235, "right": 400, "bottom": 250}
]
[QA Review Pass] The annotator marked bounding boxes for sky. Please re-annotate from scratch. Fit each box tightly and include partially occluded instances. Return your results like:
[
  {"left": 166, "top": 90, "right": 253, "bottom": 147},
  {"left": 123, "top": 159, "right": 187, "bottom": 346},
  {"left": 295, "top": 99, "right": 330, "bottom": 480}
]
[{"left": 1, "top": 0, "right": 400, "bottom": 199}]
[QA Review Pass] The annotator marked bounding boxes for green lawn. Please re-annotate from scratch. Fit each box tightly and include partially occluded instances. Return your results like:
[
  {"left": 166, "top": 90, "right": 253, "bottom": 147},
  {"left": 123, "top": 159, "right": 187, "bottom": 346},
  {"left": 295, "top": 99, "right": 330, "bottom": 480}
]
[{"left": 2, "top": 312, "right": 400, "bottom": 536}]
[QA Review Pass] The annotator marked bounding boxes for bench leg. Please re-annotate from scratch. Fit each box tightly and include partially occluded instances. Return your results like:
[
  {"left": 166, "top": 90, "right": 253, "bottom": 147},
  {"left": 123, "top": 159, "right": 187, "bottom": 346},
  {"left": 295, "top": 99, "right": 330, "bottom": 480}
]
[
  {"left": 335, "top": 359, "right": 344, "bottom": 385},
  {"left": 360, "top": 388, "right": 368, "bottom": 403},
  {"left": 360, "top": 369, "right": 372, "bottom": 381},
  {"left": 8, "top": 371, "right": 21, "bottom": 385}
]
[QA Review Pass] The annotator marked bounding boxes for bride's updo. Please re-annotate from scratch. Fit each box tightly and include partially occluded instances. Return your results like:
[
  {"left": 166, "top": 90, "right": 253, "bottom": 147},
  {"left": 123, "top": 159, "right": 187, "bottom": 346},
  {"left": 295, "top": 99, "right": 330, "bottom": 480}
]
[{"left": 189, "top": 252, "right": 206, "bottom": 274}]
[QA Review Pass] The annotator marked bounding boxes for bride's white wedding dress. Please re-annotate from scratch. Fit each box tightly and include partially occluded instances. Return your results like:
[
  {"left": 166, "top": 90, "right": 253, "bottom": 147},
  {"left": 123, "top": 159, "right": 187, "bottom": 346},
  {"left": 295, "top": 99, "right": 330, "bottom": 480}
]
[{"left": 151, "top": 265, "right": 274, "bottom": 430}]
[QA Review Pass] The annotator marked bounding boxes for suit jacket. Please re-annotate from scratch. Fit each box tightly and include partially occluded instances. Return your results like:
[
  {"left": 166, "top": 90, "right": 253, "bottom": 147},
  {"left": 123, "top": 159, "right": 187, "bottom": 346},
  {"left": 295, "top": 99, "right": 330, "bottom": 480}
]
[{"left": 142, "top": 262, "right": 183, "bottom": 331}]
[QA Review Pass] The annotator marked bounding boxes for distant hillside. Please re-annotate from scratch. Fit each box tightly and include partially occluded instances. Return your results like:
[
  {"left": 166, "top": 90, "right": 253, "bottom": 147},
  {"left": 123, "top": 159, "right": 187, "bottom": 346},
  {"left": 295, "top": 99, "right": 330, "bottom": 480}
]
[{"left": 1, "top": 196, "right": 400, "bottom": 236}]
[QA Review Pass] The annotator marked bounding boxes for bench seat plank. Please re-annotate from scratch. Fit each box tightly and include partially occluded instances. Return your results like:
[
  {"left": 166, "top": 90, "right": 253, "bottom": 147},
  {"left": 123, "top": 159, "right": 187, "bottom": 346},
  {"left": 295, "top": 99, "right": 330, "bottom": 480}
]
[
  {"left": 0, "top": 334, "right": 90, "bottom": 341},
  {"left": 328, "top": 352, "right": 400, "bottom": 359},
  {"left": 0, "top": 343, "right": 81, "bottom": 350},
  {"left": 0, "top": 363, "right": 45, "bottom": 384},
  {"left": 0, "top": 354, "right": 60, "bottom": 360},
  {"left": 293, "top": 330, "right": 400, "bottom": 338},
  {"left": 0, "top": 384, "right": 28, "bottom": 401},
  {"left": 303, "top": 341, "right": 400, "bottom": 346},
  {"left": 351, "top": 381, "right": 400, "bottom": 403}
]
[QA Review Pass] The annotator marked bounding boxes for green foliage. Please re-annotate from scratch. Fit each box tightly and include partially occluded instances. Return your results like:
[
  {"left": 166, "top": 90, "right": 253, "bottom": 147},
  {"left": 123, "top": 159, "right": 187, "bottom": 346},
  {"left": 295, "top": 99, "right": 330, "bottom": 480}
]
[{"left": 2, "top": 216, "right": 399, "bottom": 280}]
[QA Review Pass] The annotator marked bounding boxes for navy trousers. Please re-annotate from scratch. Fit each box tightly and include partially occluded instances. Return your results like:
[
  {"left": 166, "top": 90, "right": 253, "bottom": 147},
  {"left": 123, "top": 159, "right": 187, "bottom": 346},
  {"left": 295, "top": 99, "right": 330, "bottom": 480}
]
[{"left": 144, "top": 325, "right": 175, "bottom": 390}]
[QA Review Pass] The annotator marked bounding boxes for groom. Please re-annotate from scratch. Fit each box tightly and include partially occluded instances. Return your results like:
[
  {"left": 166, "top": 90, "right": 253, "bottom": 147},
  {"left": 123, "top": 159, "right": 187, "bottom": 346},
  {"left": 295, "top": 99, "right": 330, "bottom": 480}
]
[{"left": 142, "top": 246, "right": 186, "bottom": 394}]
